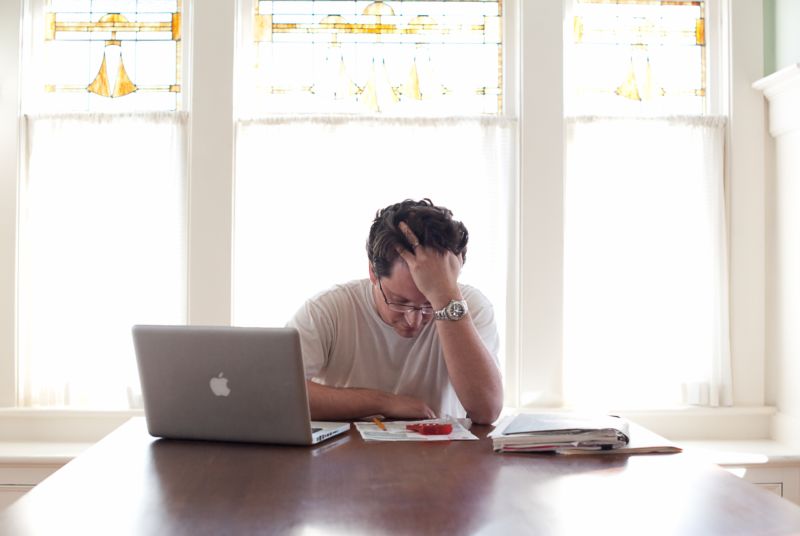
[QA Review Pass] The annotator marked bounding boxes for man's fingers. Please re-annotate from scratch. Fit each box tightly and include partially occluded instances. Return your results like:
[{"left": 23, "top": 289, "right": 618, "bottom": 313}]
[
  {"left": 398, "top": 221, "right": 421, "bottom": 249},
  {"left": 395, "top": 245, "right": 415, "bottom": 263}
]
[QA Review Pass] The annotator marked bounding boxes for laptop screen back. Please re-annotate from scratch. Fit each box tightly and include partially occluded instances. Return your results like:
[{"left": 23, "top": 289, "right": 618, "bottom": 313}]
[{"left": 133, "top": 325, "right": 316, "bottom": 445}]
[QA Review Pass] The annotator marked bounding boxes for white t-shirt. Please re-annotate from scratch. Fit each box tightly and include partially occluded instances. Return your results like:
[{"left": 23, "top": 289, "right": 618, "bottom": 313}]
[{"left": 287, "top": 279, "right": 500, "bottom": 418}]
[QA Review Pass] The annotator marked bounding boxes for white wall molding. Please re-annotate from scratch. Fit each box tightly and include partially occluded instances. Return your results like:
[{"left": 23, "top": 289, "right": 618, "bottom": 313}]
[
  {"left": 755, "top": 63, "right": 800, "bottom": 444},
  {"left": 753, "top": 64, "right": 800, "bottom": 138}
]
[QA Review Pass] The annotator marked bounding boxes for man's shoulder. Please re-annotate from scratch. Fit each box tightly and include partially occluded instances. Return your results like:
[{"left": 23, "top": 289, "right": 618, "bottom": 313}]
[
  {"left": 308, "top": 279, "right": 371, "bottom": 307},
  {"left": 289, "top": 279, "right": 371, "bottom": 329},
  {"left": 458, "top": 282, "right": 492, "bottom": 307}
]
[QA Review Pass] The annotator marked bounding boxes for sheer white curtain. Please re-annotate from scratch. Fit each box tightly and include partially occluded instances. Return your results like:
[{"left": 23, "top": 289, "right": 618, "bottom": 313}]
[
  {"left": 18, "top": 113, "right": 187, "bottom": 408},
  {"left": 233, "top": 116, "right": 515, "bottom": 356},
  {"left": 563, "top": 116, "right": 731, "bottom": 409}
]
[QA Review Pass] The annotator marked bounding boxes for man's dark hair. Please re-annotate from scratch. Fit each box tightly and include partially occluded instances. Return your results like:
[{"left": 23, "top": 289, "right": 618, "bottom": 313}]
[{"left": 367, "top": 198, "right": 469, "bottom": 278}]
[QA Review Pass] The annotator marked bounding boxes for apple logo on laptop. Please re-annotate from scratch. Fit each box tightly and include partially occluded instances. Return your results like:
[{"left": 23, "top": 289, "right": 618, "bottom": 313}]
[{"left": 209, "top": 372, "right": 231, "bottom": 397}]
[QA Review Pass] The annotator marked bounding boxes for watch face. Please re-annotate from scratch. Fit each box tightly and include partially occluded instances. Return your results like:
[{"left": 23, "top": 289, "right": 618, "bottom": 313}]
[{"left": 447, "top": 300, "right": 467, "bottom": 319}]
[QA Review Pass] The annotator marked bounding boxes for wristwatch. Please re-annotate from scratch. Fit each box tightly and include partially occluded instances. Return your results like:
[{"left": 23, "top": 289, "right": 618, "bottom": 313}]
[{"left": 434, "top": 299, "right": 469, "bottom": 321}]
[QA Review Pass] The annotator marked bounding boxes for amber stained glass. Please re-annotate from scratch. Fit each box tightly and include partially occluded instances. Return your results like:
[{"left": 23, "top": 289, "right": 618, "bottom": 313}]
[
  {"left": 43, "top": 0, "right": 182, "bottom": 112},
  {"left": 570, "top": 0, "right": 706, "bottom": 115},
  {"left": 249, "top": 0, "right": 503, "bottom": 114}
]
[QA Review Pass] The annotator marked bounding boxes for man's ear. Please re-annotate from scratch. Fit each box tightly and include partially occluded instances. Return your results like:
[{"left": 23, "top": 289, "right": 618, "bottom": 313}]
[{"left": 368, "top": 262, "right": 377, "bottom": 284}]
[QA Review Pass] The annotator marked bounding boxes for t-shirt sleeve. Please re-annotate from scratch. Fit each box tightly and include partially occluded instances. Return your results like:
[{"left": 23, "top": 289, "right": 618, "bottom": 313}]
[
  {"left": 286, "top": 299, "right": 334, "bottom": 380},
  {"left": 462, "top": 285, "right": 501, "bottom": 368}
]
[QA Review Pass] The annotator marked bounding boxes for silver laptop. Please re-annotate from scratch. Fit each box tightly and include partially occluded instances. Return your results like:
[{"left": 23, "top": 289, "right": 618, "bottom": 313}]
[{"left": 132, "top": 325, "right": 350, "bottom": 445}]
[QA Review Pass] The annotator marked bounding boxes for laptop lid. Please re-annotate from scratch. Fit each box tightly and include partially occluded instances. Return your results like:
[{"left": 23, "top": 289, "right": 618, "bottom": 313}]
[{"left": 132, "top": 325, "right": 349, "bottom": 446}]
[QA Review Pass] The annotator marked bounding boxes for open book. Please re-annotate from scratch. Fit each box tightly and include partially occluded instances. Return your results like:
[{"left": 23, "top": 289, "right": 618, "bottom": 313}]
[{"left": 490, "top": 413, "right": 682, "bottom": 455}]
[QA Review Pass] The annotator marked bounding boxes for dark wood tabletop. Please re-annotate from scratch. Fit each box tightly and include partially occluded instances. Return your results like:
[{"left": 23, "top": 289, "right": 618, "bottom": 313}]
[{"left": 3, "top": 417, "right": 800, "bottom": 535}]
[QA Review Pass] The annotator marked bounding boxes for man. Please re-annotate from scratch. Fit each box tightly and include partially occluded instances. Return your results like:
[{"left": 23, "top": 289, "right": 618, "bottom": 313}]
[{"left": 288, "top": 199, "right": 502, "bottom": 425}]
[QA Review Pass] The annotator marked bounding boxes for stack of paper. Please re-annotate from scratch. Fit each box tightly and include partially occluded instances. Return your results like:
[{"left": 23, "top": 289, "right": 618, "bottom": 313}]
[
  {"left": 490, "top": 413, "right": 683, "bottom": 455},
  {"left": 490, "top": 413, "right": 630, "bottom": 453}
]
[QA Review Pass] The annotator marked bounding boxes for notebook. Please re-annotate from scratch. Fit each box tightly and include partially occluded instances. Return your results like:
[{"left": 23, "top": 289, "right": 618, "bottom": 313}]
[{"left": 132, "top": 325, "right": 350, "bottom": 445}]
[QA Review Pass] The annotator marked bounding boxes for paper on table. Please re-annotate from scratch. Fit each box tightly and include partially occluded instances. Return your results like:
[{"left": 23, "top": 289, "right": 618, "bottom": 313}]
[
  {"left": 555, "top": 422, "right": 682, "bottom": 455},
  {"left": 489, "top": 414, "right": 681, "bottom": 455},
  {"left": 355, "top": 417, "right": 478, "bottom": 442}
]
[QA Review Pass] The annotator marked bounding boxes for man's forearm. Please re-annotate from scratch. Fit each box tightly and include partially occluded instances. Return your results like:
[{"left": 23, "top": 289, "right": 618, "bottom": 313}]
[
  {"left": 392, "top": 222, "right": 502, "bottom": 424},
  {"left": 306, "top": 381, "right": 435, "bottom": 421},
  {"left": 435, "top": 317, "right": 503, "bottom": 425}
]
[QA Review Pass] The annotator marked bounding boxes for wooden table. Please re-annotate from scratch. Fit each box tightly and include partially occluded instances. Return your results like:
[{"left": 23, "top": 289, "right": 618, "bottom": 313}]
[{"left": 3, "top": 417, "right": 800, "bottom": 535}]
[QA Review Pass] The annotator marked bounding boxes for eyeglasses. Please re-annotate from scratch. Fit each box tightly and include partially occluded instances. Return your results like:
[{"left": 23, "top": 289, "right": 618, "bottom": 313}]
[{"left": 377, "top": 279, "right": 434, "bottom": 316}]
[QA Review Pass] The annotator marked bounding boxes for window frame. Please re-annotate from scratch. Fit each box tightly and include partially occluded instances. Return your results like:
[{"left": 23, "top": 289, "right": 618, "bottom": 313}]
[
  {"left": 0, "top": 0, "right": 767, "bottom": 418},
  {"left": 0, "top": 0, "right": 23, "bottom": 407}
]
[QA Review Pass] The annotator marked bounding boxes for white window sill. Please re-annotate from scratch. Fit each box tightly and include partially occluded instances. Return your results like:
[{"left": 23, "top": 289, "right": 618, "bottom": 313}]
[
  {"left": 0, "top": 408, "right": 139, "bottom": 466},
  {"left": 0, "top": 442, "right": 92, "bottom": 465},
  {"left": 0, "top": 408, "right": 141, "bottom": 444}
]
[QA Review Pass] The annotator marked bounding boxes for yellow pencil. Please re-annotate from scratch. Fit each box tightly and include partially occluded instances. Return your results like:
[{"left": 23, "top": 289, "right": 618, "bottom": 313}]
[{"left": 372, "top": 417, "right": 387, "bottom": 431}]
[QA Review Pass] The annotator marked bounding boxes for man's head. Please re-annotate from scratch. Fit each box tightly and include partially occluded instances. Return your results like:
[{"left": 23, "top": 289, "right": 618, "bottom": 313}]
[
  {"left": 366, "top": 198, "right": 468, "bottom": 279},
  {"left": 366, "top": 199, "right": 468, "bottom": 338}
]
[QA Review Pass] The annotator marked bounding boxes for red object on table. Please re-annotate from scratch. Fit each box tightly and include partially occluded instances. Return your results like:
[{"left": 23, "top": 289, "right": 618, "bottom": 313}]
[{"left": 406, "top": 423, "right": 453, "bottom": 435}]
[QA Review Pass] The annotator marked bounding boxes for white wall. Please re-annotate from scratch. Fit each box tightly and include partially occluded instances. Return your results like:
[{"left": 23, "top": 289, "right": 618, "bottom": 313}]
[
  {"left": 771, "top": 126, "right": 800, "bottom": 445},
  {"left": 759, "top": 57, "right": 800, "bottom": 445}
]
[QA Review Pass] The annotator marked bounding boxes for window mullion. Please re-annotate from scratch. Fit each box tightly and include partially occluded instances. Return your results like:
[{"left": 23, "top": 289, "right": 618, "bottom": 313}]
[
  {"left": 727, "top": 0, "right": 766, "bottom": 406},
  {"left": 517, "top": 0, "right": 565, "bottom": 408},
  {"left": 187, "top": 0, "right": 236, "bottom": 326}
]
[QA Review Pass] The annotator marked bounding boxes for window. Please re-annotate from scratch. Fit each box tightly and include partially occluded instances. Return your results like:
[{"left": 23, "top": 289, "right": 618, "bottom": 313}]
[
  {"left": 0, "top": 1, "right": 766, "bottom": 416},
  {"left": 15, "top": 0, "right": 187, "bottom": 407},
  {"left": 562, "top": 0, "right": 731, "bottom": 409},
  {"left": 32, "top": 0, "right": 183, "bottom": 112},
  {"left": 569, "top": 0, "right": 707, "bottom": 115}
]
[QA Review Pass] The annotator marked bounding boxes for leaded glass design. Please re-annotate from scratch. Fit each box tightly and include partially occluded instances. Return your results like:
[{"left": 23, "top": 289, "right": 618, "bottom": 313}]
[
  {"left": 570, "top": 0, "right": 706, "bottom": 115},
  {"left": 247, "top": 0, "right": 502, "bottom": 114},
  {"left": 42, "top": 0, "right": 182, "bottom": 111}
]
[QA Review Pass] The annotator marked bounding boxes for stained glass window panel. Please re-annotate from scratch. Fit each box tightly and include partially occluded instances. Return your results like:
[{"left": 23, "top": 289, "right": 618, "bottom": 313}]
[
  {"left": 570, "top": 0, "right": 706, "bottom": 115},
  {"left": 247, "top": 0, "right": 503, "bottom": 114},
  {"left": 41, "top": 0, "right": 182, "bottom": 112}
]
